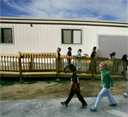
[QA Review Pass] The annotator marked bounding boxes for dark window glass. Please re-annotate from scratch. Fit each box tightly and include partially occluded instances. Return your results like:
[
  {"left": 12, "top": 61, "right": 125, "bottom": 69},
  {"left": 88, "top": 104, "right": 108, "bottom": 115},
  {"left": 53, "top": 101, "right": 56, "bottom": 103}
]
[{"left": 62, "top": 29, "right": 82, "bottom": 44}]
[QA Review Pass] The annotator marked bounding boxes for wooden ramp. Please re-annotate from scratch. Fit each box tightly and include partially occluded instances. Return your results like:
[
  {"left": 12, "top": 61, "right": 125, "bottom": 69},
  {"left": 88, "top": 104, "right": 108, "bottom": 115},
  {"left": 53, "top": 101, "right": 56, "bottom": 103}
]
[
  {"left": 22, "top": 72, "right": 57, "bottom": 77},
  {"left": 0, "top": 71, "right": 124, "bottom": 79},
  {"left": 59, "top": 72, "right": 92, "bottom": 78},
  {"left": 0, "top": 71, "right": 20, "bottom": 77},
  {"left": 59, "top": 72, "right": 124, "bottom": 79}
]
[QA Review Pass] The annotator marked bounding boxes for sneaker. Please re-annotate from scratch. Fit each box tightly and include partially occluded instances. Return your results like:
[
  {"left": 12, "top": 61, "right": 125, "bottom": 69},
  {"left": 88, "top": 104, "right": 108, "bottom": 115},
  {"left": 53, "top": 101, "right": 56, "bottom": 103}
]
[
  {"left": 109, "top": 103, "right": 117, "bottom": 106},
  {"left": 61, "top": 102, "right": 68, "bottom": 107},
  {"left": 89, "top": 107, "right": 97, "bottom": 111},
  {"left": 123, "top": 93, "right": 128, "bottom": 98},
  {"left": 80, "top": 104, "right": 88, "bottom": 108},
  {"left": 64, "top": 68, "right": 67, "bottom": 73}
]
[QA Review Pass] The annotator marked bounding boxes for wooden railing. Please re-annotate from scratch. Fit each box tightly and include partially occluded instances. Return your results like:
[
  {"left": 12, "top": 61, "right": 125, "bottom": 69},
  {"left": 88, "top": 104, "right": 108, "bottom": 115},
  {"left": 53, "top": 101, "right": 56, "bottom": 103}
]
[
  {"left": 59, "top": 56, "right": 126, "bottom": 78},
  {"left": 60, "top": 56, "right": 91, "bottom": 73},
  {"left": 0, "top": 52, "right": 127, "bottom": 81},
  {"left": 20, "top": 53, "right": 56, "bottom": 72},
  {"left": 0, "top": 53, "right": 20, "bottom": 72},
  {"left": 95, "top": 58, "right": 126, "bottom": 75}
]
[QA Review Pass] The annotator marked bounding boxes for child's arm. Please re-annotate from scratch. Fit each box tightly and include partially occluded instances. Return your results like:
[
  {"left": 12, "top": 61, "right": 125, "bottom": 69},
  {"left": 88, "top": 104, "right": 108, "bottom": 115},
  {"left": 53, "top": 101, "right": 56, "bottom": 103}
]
[{"left": 69, "top": 82, "right": 74, "bottom": 92}]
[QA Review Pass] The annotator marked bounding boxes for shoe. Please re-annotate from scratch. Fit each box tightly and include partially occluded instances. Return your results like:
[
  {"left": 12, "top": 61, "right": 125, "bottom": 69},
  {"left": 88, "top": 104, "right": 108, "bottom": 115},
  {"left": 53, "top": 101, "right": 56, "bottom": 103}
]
[
  {"left": 64, "top": 68, "right": 67, "bottom": 73},
  {"left": 80, "top": 104, "right": 88, "bottom": 108},
  {"left": 109, "top": 103, "right": 117, "bottom": 106},
  {"left": 61, "top": 102, "right": 68, "bottom": 107},
  {"left": 89, "top": 107, "right": 97, "bottom": 111},
  {"left": 123, "top": 93, "right": 128, "bottom": 98}
]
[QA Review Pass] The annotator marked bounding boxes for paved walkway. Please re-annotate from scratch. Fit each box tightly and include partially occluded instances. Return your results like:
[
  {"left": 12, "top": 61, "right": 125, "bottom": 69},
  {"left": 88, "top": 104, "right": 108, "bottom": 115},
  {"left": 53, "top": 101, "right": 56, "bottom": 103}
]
[{"left": 0, "top": 95, "right": 128, "bottom": 117}]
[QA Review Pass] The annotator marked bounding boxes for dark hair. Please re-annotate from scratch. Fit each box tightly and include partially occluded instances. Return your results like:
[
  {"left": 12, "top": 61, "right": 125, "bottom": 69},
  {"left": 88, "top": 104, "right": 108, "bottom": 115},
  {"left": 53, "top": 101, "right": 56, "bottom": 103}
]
[
  {"left": 93, "top": 46, "right": 97, "bottom": 50},
  {"left": 68, "top": 47, "right": 72, "bottom": 50},
  {"left": 110, "top": 53, "right": 113, "bottom": 57},
  {"left": 69, "top": 64, "right": 76, "bottom": 72},
  {"left": 78, "top": 49, "right": 82, "bottom": 52},
  {"left": 57, "top": 47, "right": 61, "bottom": 51},
  {"left": 122, "top": 54, "right": 127, "bottom": 59},
  {"left": 112, "top": 52, "right": 116, "bottom": 55}
]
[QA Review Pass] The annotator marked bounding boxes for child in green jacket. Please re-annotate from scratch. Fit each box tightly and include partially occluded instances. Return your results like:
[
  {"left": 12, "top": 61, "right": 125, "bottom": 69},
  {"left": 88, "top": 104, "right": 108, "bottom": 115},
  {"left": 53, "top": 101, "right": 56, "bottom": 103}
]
[{"left": 89, "top": 61, "right": 117, "bottom": 111}]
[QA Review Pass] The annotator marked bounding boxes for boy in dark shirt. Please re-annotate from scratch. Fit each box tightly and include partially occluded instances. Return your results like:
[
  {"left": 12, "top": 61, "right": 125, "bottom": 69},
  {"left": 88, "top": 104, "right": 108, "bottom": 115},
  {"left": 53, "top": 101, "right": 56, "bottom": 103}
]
[
  {"left": 64, "top": 47, "right": 72, "bottom": 72},
  {"left": 57, "top": 47, "right": 61, "bottom": 70},
  {"left": 61, "top": 64, "right": 88, "bottom": 108},
  {"left": 122, "top": 54, "right": 128, "bottom": 71}
]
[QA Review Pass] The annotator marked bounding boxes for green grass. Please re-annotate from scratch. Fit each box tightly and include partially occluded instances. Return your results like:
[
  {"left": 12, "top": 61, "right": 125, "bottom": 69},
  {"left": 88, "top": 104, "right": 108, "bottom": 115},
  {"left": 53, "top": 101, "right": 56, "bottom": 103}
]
[
  {"left": 0, "top": 81, "right": 15, "bottom": 86},
  {"left": 0, "top": 77, "right": 127, "bottom": 86},
  {"left": 24, "top": 81, "right": 37, "bottom": 84}
]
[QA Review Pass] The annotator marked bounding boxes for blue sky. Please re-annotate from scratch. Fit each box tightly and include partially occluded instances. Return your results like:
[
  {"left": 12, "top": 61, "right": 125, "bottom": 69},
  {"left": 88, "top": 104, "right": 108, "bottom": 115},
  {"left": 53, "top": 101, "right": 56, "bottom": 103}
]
[{"left": 0, "top": 0, "right": 128, "bottom": 22}]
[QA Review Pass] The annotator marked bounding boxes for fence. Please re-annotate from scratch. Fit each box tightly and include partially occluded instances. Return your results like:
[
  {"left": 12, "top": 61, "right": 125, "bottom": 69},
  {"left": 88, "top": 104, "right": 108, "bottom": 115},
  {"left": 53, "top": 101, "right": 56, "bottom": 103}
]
[
  {"left": 0, "top": 53, "right": 20, "bottom": 72},
  {"left": 20, "top": 53, "right": 56, "bottom": 72},
  {"left": 59, "top": 56, "right": 126, "bottom": 76},
  {"left": 0, "top": 52, "right": 126, "bottom": 81}
]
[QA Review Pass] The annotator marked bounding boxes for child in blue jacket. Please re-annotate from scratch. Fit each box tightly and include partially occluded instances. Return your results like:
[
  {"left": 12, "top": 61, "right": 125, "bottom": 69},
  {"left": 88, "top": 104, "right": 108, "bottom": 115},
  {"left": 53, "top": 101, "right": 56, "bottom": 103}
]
[
  {"left": 76, "top": 49, "right": 82, "bottom": 72},
  {"left": 64, "top": 47, "right": 72, "bottom": 72}
]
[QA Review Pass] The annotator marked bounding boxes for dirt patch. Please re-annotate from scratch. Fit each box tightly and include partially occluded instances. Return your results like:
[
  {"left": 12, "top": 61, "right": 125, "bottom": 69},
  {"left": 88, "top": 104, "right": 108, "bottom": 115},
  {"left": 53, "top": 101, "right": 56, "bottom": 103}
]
[{"left": 0, "top": 80, "right": 127, "bottom": 100}]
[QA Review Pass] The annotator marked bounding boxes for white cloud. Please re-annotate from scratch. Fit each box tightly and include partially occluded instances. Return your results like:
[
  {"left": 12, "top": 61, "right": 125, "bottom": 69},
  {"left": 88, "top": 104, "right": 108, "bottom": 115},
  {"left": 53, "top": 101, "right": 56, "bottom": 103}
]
[{"left": 2, "top": 0, "right": 128, "bottom": 21}]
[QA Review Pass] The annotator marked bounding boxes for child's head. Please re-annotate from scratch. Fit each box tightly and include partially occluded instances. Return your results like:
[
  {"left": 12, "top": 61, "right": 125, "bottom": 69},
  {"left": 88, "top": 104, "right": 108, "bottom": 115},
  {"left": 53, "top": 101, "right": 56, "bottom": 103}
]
[
  {"left": 110, "top": 53, "right": 113, "bottom": 57},
  {"left": 124, "top": 54, "right": 127, "bottom": 58},
  {"left": 68, "top": 47, "right": 72, "bottom": 51},
  {"left": 78, "top": 49, "right": 82, "bottom": 53},
  {"left": 99, "top": 62, "right": 105, "bottom": 71},
  {"left": 99, "top": 61, "right": 113, "bottom": 71},
  {"left": 57, "top": 47, "right": 61, "bottom": 52},
  {"left": 93, "top": 46, "right": 97, "bottom": 51},
  {"left": 112, "top": 52, "right": 116, "bottom": 56},
  {"left": 122, "top": 54, "right": 127, "bottom": 59},
  {"left": 69, "top": 64, "right": 76, "bottom": 72}
]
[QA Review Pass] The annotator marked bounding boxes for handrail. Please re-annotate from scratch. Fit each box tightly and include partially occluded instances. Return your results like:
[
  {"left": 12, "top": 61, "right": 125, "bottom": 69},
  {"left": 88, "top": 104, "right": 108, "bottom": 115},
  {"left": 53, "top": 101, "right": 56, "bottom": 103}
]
[
  {"left": 0, "top": 53, "right": 20, "bottom": 58},
  {"left": 0, "top": 52, "right": 127, "bottom": 81}
]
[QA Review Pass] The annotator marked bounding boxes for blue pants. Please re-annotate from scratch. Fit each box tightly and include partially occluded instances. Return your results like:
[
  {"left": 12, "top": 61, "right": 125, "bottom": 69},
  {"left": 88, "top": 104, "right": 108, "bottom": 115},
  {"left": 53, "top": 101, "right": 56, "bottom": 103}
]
[
  {"left": 94, "top": 88, "right": 116, "bottom": 109},
  {"left": 77, "top": 60, "right": 81, "bottom": 71}
]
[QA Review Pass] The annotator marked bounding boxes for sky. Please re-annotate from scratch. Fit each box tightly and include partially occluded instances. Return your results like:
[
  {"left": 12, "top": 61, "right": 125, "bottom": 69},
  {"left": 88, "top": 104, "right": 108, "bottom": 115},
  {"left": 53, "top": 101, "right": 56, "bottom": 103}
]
[{"left": 0, "top": 0, "right": 128, "bottom": 22}]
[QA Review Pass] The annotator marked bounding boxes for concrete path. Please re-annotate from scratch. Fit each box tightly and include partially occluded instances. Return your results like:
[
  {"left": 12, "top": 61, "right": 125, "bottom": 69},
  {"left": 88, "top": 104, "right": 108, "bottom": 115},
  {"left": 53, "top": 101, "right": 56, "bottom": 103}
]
[{"left": 0, "top": 95, "right": 128, "bottom": 117}]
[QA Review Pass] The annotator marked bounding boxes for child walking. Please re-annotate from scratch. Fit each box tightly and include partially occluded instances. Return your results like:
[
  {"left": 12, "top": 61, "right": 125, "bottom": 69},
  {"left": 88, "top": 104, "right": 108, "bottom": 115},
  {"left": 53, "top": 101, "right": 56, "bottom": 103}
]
[
  {"left": 76, "top": 49, "right": 82, "bottom": 72},
  {"left": 64, "top": 47, "right": 72, "bottom": 72},
  {"left": 89, "top": 61, "right": 117, "bottom": 111},
  {"left": 61, "top": 64, "right": 88, "bottom": 108}
]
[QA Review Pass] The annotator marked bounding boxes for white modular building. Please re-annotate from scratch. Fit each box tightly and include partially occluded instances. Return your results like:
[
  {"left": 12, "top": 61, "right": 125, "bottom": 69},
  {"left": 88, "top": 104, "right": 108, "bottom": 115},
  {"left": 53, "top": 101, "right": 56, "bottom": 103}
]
[{"left": 0, "top": 17, "right": 128, "bottom": 59}]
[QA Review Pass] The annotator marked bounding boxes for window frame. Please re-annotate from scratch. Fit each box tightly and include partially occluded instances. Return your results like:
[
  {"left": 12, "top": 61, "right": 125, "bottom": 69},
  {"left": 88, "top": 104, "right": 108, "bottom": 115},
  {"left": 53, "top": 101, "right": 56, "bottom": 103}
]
[
  {"left": 61, "top": 29, "right": 82, "bottom": 44},
  {"left": 0, "top": 27, "right": 14, "bottom": 44}
]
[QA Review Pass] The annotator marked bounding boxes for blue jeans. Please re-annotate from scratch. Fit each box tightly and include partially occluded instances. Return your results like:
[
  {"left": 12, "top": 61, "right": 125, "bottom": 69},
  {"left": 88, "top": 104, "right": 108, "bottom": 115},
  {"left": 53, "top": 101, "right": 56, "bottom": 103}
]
[
  {"left": 94, "top": 88, "right": 116, "bottom": 109},
  {"left": 77, "top": 60, "right": 81, "bottom": 71}
]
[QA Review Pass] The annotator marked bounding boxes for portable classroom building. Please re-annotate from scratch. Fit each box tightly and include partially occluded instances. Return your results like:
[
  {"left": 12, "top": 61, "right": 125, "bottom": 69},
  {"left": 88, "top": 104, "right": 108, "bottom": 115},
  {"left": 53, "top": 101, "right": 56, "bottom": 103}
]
[{"left": 0, "top": 17, "right": 128, "bottom": 59}]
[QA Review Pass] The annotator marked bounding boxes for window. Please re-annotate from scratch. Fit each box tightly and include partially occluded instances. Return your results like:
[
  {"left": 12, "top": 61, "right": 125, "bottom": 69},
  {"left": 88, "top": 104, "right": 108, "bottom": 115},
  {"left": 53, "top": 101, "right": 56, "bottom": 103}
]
[
  {"left": 62, "top": 29, "right": 82, "bottom": 44},
  {"left": 0, "top": 28, "right": 13, "bottom": 44}
]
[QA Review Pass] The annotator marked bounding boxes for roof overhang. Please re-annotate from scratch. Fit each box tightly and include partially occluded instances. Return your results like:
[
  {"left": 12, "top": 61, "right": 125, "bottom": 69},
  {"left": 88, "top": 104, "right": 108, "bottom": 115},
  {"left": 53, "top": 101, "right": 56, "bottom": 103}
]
[{"left": 0, "top": 17, "right": 128, "bottom": 28}]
